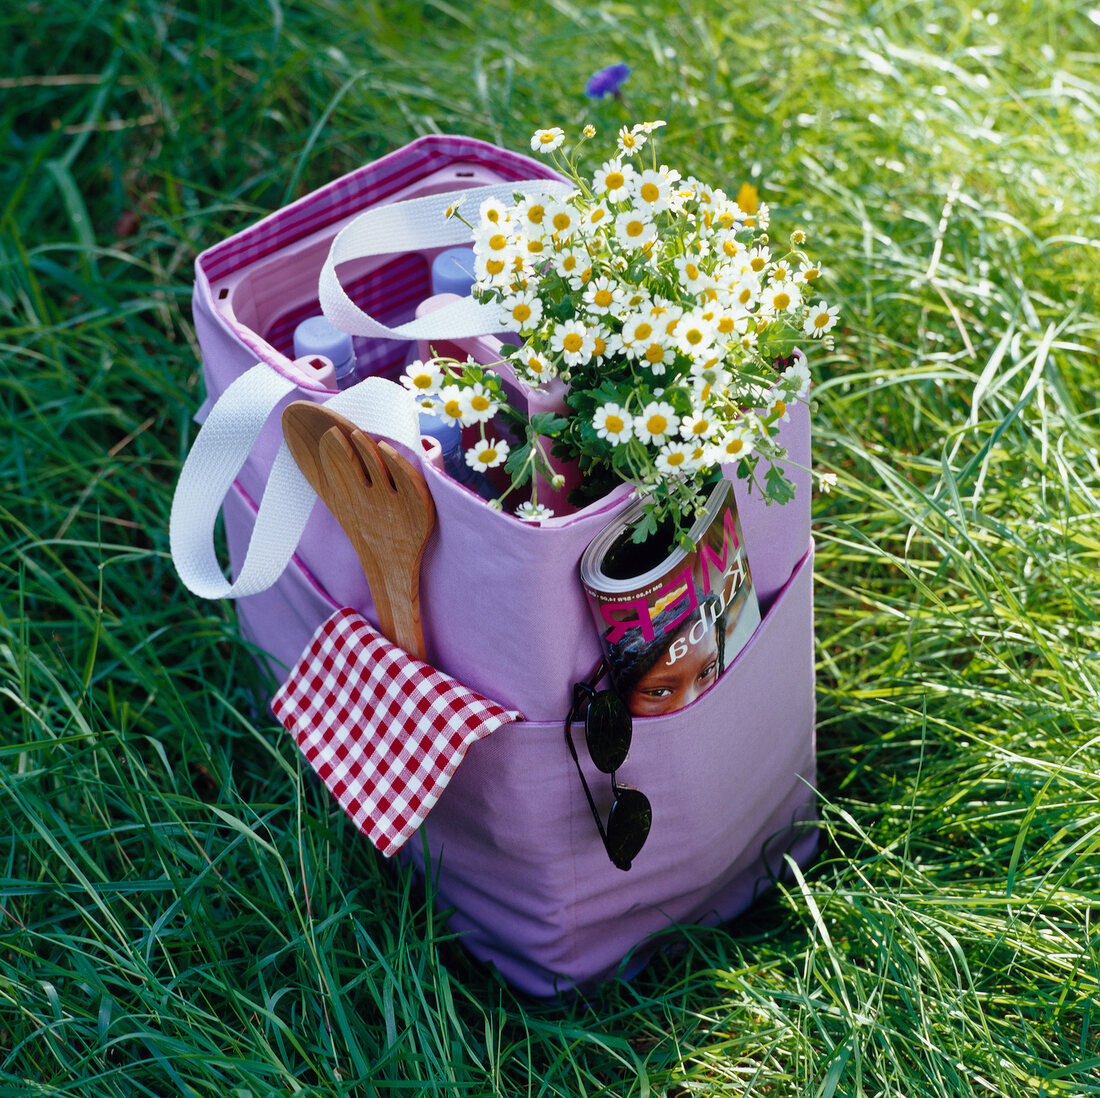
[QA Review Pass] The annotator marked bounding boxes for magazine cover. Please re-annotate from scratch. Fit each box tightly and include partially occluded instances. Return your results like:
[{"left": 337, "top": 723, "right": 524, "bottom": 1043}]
[{"left": 579, "top": 480, "right": 760, "bottom": 717}]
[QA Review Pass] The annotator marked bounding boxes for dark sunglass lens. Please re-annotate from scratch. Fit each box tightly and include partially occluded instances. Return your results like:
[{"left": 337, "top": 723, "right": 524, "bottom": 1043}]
[
  {"left": 605, "top": 788, "right": 652, "bottom": 870},
  {"left": 584, "top": 691, "right": 632, "bottom": 773}
]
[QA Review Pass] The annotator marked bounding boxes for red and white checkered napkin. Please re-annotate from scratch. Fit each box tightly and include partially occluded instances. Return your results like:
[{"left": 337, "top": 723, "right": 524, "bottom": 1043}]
[{"left": 271, "top": 608, "right": 523, "bottom": 857}]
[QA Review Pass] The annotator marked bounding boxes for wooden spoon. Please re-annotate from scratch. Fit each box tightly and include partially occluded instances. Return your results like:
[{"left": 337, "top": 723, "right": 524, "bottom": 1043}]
[{"left": 282, "top": 401, "right": 436, "bottom": 660}]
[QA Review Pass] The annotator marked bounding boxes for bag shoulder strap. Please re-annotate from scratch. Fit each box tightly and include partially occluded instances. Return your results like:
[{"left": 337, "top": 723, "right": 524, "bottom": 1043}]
[{"left": 170, "top": 365, "right": 419, "bottom": 600}]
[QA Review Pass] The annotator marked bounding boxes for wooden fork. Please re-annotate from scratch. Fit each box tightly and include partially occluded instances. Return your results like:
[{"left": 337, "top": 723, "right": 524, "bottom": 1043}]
[{"left": 282, "top": 401, "right": 436, "bottom": 660}]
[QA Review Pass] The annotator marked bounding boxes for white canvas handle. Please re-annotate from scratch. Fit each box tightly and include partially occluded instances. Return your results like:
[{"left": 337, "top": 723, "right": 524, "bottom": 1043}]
[
  {"left": 173, "top": 177, "right": 572, "bottom": 601},
  {"left": 170, "top": 364, "right": 420, "bottom": 600},
  {"left": 318, "top": 180, "right": 572, "bottom": 340}
]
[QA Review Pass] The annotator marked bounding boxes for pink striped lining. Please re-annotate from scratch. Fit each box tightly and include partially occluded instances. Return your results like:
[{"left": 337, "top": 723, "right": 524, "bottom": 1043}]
[{"left": 198, "top": 135, "right": 560, "bottom": 286}]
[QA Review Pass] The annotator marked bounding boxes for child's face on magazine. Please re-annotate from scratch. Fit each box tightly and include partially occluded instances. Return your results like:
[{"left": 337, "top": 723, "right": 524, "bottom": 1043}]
[{"left": 627, "top": 626, "right": 720, "bottom": 717}]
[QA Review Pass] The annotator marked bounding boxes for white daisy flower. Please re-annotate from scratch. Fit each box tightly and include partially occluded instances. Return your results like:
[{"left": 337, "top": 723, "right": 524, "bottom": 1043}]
[
  {"left": 435, "top": 384, "right": 468, "bottom": 427},
  {"left": 531, "top": 127, "right": 565, "bottom": 153},
  {"left": 635, "top": 400, "right": 680, "bottom": 445},
  {"left": 587, "top": 323, "right": 614, "bottom": 361},
  {"left": 632, "top": 168, "right": 673, "bottom": 215},
  {"left": 513, "top": 346, "right": 557, "bottom": 383},
  {"left": 592, "top": 402, "right": 634, "bottom": 444},
  {"left": 613, "top": 209, "right": 657, "bottom": 250},
  {"left": 515, "top": 501, "right": 555, "bottom": 522},
  {"left": 616, "top": 124, "right": 648, "bottom": 157},
  {"left": 466, "top": 437, "right": 510, "bottom": 470},
  {"left": 743, "top": 245, "right": 771, "bottom": 276},
  {"left": 803, "top": 301, "right": 840, "bottom": 337},
  {"left": 762, "top": 280, "right": 802, "bottom": 315},
  {"left": 674, "top": 254, "right": 708, "bottom": 294},
  {"left": 675, "top": 310, "right": 717, "bottom": 357},
  {"left": 545, "top": 200, "right": 579, "bottom": 239},
  {"left": 781, "top": 355, "right": 812, "bottom": 397},
  {"left": 638, "top": 338, "right": 674, "bottom": 374},
  {"left": 681, "top": 412, "right": 719, "bottom": 441},
  {"left": 727, "top": 275, "right": 760, "bottom": 312},
  {"left": 498, "top": 290, "right": 543, "bottom": 332},
  {"left": 550, "top": 319, "right": 594, "bottom": 366},
  {"left": 619, "top": 313, "right": 658, "bottom": 357},
  {"left": 464, "top": 382, "right": 498, "bottom": 424},
  {"left": 553, "top": 246, "right": 591, "bottom": 289},
  {"left": 478, "top": 197, "right": 510, "bottom": 227},
  {"left": 655, "top": 440, "right": 696, "bottom": 475},
  {"left": 514, "top": 197, "right": 549, "bottom": 230},
  {"left": 592, "top": 159, "right": 635, "bottom": 202},
  {"left": 580, "top": 202, "right": 614, "bottom": 232},
  {"left": 582, "top": 275, "right": 622, "bottom": 315},
  {"left": 717, "top": 421, "right": 756, "bottom": 462},
  {"left": 400, "top": 359, "right": 442, "bottom": 396}
]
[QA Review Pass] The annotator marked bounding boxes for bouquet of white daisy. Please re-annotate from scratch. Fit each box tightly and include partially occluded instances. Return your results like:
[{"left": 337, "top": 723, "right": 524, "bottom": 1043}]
[{"left": 403, "top": 121, "right": 839, "bottom": 548}]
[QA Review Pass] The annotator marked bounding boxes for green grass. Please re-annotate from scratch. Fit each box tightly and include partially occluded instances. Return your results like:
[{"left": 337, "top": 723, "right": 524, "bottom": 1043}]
[{"left": 3, "top": 0, "right": 1100, "bottom": 1093}]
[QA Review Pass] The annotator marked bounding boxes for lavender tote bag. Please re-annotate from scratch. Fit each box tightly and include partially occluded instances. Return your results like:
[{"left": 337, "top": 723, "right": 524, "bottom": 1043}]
[{"left": 170, "top": 135, "right": 818, "bottom": 996}]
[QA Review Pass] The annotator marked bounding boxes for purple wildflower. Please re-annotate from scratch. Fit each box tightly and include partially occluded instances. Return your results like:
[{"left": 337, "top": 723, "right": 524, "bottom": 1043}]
[{"left": 585, "top": 63, "right": 631, "bottom": 99}]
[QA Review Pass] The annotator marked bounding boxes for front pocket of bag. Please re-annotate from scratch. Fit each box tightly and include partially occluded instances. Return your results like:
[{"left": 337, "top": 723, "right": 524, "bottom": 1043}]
[{"left": 411, "top": 542, "right": 816, "bottom": 992}]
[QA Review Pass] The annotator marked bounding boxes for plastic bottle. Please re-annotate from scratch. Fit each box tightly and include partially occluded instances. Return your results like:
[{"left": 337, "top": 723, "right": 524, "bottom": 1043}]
[{"left": 293, "top": 316, "right": 356, "bottom": 390}]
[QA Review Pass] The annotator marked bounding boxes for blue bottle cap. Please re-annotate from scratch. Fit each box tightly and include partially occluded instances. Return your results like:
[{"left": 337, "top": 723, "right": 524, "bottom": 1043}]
[
  {"left": 293, "top": 316, "right": 354, "bottom": 376},
  {"left": 431, "top": 247, "right": 476, "bottom": 297}
]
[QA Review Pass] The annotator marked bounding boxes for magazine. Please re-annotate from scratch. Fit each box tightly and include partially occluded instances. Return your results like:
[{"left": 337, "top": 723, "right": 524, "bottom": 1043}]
[{"left": 579, "top": 480, "right": 760, "bottom": 717}]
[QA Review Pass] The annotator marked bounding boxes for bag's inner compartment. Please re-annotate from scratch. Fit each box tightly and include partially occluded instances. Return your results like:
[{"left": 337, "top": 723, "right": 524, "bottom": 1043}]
[{"left": 208, "top": 160, "right": 511, "bottom": 385}]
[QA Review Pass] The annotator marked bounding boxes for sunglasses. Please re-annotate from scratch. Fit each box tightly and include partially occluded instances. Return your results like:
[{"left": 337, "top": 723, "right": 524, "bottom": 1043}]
[{"left": 564, "top": 666, "right": 652, "bottom": 871}]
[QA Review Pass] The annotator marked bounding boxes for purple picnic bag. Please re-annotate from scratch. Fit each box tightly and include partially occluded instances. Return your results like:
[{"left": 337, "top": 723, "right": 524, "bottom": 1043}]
[{"left": 169, "top": 134, "right": 818, "bottom": 997}]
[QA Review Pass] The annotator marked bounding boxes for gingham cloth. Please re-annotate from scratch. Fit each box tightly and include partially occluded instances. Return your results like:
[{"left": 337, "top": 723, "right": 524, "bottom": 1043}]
[{"left": 272, "top": 608, "right": 523, "bottom": 856}]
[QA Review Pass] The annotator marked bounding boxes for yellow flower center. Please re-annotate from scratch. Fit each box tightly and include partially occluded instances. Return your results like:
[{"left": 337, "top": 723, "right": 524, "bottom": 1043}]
[
  {"left": 589, "top": 207, "right": 608, "bottom": 224},
  {"left": 647, "top": 415, "right": 667, "bottom": 435},
  {"left": 539, "top": 133, "right": 557, "bottom": 145},
  {"left": 667, "top": 452, "right": 685, "bottom": 466},
  {"left": 723, "top": 240, "right": 739, "bottom": 258},
  {"left": 691, "top": 420, "right": 709, "bottom": 435},
  {"left": 717, "top": 317, "right": 736, "bottom": 334},
  {"left": 526, "top": 356, "right": 545, "bottom": 374},
  {"left": 685, "top": 328, "right": 705, "bottom": 346},
  {"left": 606, "top": 171, "right": 625, "bottom": 191},
  {"left": 486, "top": 258, "right": 505, "bottom": 275},
  {"left": 626, "top": 219, "right": 645, "bottom": 238},
  {"left": 605, "top": 414, "right": 624, "bottom": 434},
  {"left": 527, "top": 205, "right": 545, "bottom": 224},
  {"left": 563, "top": 332, "right": 584, "bottom": 353},
  {"left": 685, "top": 262, "right": 699, "bottom": 280},
  {"left": 634, "top": 322, "right": 652, "bottom": 341},
  {"left": 513, "top": 303, "right": 532, "bottom": 323},
  {"left": 814, "top": 311, "right": 830, "bottom": 328},
  {"left": 489, "top": 233, "right": 508, "bottom": 252},
  {"left": 471, "top": 394, "right": 491, "bottom": 412},
  {"left": 485, "top": 208, "right": 501, "bottom": 223},
  {"left": 593, "top": 335, "right": 607, "bottom": 356},
  {"left": 444, "top": 399, "right": 462, "bottom": 418},
  {"left": 412, "top": 374, "right": 432, "bottom": 390},
  {"left": 726, "top": 438, "right": 744, "bottom": 455},
  {"left": 481, "top": 447, "right": 498, "bottom": 462},
  {"left": 750, "top": 255, "right": 766, "bottom": 272},
  {"left": 644, "top": 343, "right": 665, "bottom": 364},
  {"left": 803, "top": 267, "right": 820, "bottom": 281},
  {"left": 738, "top": 287, "right": 753, "bottom": 304},
  {"left": 561, "top": 255, "right": 577, "bottom": 271},
  {"left": 772, "top": 399, "right": 786, "bottom": 418},
  {"left": 773, "top": 292, "right": 791, "bottom": 311},
  {"left": 736, "top": 182, "right": 759, "bottom": 214},
  {"left": 527, "top": 239, "right": 545, "bottom": 254},
  {"left": 553, "top": 212, "right": 571, "bottom": 231},
  {"left": 594, "top": 288, "right": 614, "bottom": 307},
  {"left": 640, "top": 182, "right": 660, "bottom": 203}
]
